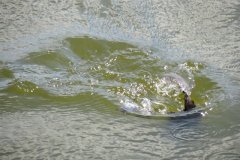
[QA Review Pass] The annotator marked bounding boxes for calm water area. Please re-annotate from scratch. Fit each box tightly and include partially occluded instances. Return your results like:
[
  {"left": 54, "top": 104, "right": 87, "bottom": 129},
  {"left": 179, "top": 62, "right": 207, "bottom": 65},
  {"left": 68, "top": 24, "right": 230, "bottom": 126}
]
[{"left": 0, "top": 0, "right": 240, "bottom": 159}]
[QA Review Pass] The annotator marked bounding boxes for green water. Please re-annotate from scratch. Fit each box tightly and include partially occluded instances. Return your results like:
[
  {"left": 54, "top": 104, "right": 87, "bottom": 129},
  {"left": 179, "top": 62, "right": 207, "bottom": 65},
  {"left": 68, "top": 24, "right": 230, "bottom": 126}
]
[
  {"left": 1, "top": 0, "right": 240, "bottom": 159},
  {"left": 1, "top": 37, "right": 219, "bottom": 114},
  {"left": 1, "top": 36, "right": 239, "bottom": 159}
]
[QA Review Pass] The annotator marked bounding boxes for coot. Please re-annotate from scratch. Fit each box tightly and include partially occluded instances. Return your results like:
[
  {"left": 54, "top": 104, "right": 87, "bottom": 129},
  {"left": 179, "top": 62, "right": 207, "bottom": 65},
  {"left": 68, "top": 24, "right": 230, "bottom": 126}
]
[{"left": 183, "top": 91, "right": 196, "bottom": 111}]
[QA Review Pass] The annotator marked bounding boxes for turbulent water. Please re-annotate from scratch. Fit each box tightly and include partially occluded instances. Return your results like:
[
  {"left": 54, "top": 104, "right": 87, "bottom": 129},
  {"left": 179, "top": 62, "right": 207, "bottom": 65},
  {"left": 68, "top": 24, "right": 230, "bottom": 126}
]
[{"left": 0, "top": 0, "right": 240, "bottom": 159}]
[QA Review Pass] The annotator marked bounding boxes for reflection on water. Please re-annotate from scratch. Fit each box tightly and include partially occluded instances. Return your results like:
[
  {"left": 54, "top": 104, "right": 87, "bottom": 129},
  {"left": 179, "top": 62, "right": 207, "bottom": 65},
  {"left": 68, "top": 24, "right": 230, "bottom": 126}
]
[{"left": 0, "top": 0, "right": 240, "bottom": 159}]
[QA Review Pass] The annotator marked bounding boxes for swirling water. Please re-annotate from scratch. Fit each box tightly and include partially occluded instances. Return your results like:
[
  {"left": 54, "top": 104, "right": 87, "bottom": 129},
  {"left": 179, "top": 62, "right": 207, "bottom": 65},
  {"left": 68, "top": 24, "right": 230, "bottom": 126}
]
[{"left": 0, "top": 0, "right": 240, "bottom": 159}]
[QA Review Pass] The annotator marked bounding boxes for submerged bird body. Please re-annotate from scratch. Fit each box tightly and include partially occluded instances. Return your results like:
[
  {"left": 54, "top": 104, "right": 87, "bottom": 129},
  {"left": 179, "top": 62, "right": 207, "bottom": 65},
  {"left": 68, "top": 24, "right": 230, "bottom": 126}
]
[{"left": 183, "top": 91, "right": 196, "bottom": 111}]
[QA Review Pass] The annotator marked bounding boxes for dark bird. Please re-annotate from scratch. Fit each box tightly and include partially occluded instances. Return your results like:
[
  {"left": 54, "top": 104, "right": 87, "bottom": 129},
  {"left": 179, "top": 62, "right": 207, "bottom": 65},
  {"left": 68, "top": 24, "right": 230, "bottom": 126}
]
[{"left": 183, "top": 91, "right": 196, "bottom": 111}]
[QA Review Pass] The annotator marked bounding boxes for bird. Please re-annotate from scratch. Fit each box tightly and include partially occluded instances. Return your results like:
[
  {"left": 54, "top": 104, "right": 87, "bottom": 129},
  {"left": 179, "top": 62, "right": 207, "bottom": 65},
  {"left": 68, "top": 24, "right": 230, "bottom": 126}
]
[{"left": 182, "top": 91, "right": 196, "bottom": 111}]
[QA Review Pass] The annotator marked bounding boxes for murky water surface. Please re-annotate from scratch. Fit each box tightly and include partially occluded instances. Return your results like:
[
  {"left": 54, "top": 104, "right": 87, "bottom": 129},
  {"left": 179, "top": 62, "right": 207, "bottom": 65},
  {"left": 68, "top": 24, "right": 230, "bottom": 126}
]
[{"left": 0, "top": 0, "right": 240, "bottom": 159}]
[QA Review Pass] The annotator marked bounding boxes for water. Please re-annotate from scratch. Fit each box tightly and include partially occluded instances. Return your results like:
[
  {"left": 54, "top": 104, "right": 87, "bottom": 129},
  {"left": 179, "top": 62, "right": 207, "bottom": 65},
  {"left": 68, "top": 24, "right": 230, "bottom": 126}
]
[{"left": 0, "top": 0, "right": 240, "bottom": 159}]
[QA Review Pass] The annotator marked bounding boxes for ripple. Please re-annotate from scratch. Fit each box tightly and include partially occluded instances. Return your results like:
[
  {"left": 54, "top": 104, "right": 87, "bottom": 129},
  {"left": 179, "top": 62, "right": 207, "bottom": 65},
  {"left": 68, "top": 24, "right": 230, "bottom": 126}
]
[
  {"left": 1, "top": 36, "right": 218, "bottom": 117},
  {"left": 171, "top": 121, "right": 210, "bottom": 141},
  {"left": 3, "top": 80, "right": 48, "bottom": 97},
  {"left": 204, "top": 152, "right": 240, "bottom": 160},
  {"left": 0, "top": 0, "right": 239, "bottom": 159}
]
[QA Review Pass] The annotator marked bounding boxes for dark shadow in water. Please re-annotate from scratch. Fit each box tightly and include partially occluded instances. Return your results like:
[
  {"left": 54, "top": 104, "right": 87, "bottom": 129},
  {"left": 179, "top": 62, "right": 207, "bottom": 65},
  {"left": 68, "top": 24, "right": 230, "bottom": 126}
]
[{"left": 121, "top": 108, "right": 204, "bottom": 121}]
